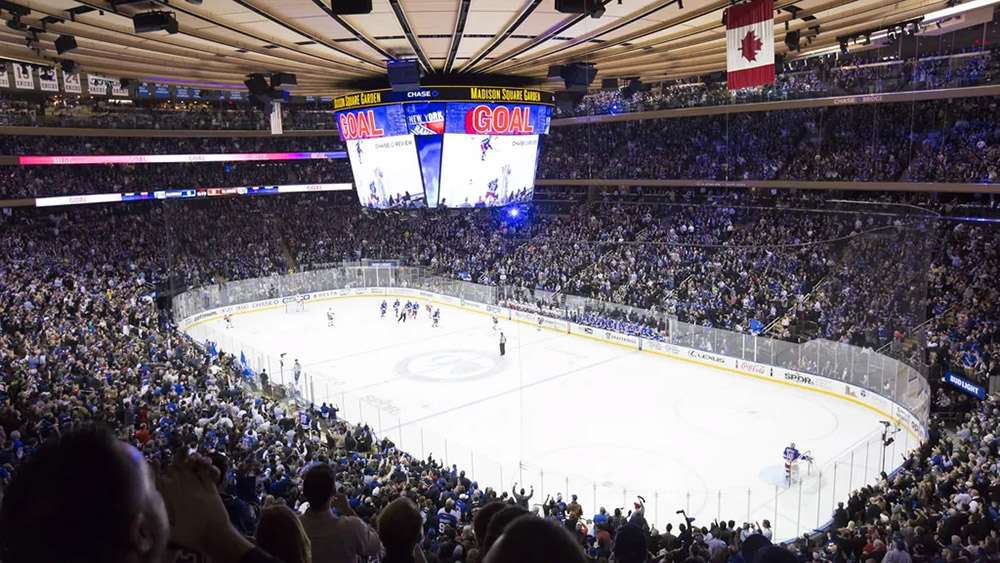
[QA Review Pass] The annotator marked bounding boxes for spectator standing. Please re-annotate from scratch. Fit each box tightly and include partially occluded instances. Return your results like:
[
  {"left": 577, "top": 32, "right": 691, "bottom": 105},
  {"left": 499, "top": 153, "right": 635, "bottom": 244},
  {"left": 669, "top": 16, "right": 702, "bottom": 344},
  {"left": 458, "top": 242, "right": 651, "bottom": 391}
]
[
  {"left": 511, "top": 484, "right": 533, "bottom": 508},
  {"left": 0, "top": 426, "right": 283, "bottom": 563},
  {"left": 256, "top": 504, "right": 312, "bottom": 563},
  {"left": 298, "top": 463, "right": 383, "bottom": 563},
  {"left": 884, "top": 540, "right": 912, "bottom": 563},
  {"left": 377, "top": 497, "right": 427, "bottom": 563}
]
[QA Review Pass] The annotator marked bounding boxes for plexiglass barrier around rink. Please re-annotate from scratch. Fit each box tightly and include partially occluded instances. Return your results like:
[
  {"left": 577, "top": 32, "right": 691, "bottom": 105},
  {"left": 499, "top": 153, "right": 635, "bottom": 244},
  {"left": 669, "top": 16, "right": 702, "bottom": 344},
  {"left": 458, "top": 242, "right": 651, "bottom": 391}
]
[{"left": 173, "top": 265, "right": 929, "bottom": 542}]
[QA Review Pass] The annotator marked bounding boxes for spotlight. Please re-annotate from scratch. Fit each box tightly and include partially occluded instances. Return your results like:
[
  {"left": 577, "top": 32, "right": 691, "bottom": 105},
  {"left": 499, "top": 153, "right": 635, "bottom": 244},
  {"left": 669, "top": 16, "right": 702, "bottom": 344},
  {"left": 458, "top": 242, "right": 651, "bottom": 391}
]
[
  {"left": 6, "top": 16, "right": 26, "bottom": 31},
  {"left": 55, "top": 34, "right": 77, "bottom": 55},
  {"left": 133, "top": 11, "right": 178, "bottom": 34},
  {"left": 508, "top": 207, "right": 519, "bottom": 218}
]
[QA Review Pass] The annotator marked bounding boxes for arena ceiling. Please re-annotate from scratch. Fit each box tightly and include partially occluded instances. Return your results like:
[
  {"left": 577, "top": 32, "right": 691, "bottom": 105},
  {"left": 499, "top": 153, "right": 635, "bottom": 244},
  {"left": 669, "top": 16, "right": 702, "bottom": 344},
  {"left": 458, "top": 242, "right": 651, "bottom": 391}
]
[{"left": 0, "top": 0, "right": 986, "bottom": 95}]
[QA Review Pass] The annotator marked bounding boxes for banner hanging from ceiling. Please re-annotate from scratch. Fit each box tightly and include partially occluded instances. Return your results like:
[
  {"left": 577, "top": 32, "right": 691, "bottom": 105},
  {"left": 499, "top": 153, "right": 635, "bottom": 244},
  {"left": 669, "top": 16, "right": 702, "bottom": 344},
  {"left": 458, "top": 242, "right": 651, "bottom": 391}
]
[{"left": 725, "top": 0, "right": 775, "bottom": 90}]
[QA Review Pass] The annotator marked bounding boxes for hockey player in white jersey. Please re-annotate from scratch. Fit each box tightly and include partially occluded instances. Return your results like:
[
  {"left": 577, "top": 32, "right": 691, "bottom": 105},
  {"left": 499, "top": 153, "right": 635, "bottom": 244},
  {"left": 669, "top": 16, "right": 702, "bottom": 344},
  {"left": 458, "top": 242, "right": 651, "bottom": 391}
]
[{"left": 326, "top": 308, "right": 335, "bottom": 327}]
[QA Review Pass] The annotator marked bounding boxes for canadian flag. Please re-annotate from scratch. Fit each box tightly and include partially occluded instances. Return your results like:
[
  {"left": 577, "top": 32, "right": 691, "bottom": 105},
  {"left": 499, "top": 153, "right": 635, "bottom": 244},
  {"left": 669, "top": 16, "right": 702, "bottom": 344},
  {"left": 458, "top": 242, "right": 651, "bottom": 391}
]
[{"left": 725, "top": 0, "right": 775, "bottom": 90}]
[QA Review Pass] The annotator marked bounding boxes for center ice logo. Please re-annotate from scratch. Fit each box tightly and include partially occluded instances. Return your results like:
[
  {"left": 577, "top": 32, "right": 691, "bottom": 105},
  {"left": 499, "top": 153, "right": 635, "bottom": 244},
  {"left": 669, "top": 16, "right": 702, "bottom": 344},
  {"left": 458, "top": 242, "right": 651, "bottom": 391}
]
[{"left": 398, "top": 350, "right": 498, "bottom": 382}]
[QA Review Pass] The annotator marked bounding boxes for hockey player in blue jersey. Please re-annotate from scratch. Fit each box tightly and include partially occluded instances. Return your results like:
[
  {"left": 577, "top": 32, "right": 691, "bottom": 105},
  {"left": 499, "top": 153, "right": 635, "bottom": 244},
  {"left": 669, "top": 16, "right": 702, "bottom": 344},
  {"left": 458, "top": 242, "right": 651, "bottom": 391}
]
[
  {"left": 784, "top": 442, "right": 801, "bottom": 483},
  {"left": 432, "top": 308, "right": 440, "bottom": 328},
  {"left": 380, "top": 300, "right": 387, "bottom": 319},
  {"left": 393, "top": 299, "right": 400, "bottom": 315}
]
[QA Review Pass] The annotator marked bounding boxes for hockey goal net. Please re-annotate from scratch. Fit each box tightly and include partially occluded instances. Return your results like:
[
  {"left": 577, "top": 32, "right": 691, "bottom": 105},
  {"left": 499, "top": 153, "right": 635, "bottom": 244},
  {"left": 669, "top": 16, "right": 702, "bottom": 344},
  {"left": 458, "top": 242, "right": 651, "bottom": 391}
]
[{"left": 284, "top": 296, "right": 307, "bottom": 313}]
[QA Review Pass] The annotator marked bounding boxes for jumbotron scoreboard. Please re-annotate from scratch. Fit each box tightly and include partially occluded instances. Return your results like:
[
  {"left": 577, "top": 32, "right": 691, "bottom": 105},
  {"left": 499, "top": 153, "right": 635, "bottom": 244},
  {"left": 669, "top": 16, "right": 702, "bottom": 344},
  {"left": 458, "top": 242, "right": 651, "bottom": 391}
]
[{"left": 333, "top": 86, "right": 554, "bottom": 209}]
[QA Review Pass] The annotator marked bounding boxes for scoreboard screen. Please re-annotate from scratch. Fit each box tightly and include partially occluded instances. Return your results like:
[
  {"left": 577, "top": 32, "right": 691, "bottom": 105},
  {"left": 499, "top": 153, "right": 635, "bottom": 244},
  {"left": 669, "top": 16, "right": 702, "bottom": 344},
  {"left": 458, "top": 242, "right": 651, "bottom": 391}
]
[
  {"left": 334, "top": 86, "right": 553, "bottom": 209},
  {"left": 438, "top": 134, "right": 540, "bottom": 208}
]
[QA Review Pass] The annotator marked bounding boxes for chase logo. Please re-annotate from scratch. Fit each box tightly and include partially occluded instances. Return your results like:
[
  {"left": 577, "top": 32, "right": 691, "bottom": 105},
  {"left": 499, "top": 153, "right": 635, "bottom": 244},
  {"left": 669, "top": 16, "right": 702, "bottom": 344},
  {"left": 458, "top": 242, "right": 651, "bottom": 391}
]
[{"left": 406, "top": 90, "right": 432, "bottom": 98}]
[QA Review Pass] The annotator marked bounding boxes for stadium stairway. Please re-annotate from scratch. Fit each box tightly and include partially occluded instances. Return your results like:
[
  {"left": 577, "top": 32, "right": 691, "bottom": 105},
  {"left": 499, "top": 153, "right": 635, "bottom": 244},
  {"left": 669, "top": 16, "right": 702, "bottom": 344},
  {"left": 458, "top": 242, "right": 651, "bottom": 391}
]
[{"left": 279, "top": 237, "right": 300, "bottom": 273}]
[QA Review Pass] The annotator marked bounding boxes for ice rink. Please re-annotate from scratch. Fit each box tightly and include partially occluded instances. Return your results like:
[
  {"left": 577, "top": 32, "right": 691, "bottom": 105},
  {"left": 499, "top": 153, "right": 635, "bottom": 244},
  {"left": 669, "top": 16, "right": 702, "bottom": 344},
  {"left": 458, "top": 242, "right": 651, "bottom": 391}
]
[{"left": 186, "top": 294, "right": 916, "bottom": 539}]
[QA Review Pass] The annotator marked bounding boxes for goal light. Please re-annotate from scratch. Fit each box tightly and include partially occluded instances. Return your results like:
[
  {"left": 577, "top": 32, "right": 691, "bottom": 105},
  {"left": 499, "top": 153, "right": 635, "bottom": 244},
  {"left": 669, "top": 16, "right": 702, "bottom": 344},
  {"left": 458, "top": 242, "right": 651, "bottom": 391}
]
[{"left": 508, "top": 207, "right": 519, "bottom": 218}]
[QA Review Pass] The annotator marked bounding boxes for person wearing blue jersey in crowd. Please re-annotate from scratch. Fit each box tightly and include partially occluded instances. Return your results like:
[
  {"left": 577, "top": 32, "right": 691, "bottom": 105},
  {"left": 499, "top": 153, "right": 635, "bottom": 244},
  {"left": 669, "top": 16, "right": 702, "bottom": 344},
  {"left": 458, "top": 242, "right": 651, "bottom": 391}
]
[{"left": 436, "top": 498, "right": 461, "bottom": 535}]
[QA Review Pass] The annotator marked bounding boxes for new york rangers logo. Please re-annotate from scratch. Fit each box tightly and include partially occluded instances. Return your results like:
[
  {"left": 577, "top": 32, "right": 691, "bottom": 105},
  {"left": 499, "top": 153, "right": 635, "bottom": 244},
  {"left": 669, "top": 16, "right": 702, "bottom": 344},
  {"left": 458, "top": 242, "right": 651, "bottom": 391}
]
[{"left": 408, "top": 110, "right": 445, "bottom": 135}]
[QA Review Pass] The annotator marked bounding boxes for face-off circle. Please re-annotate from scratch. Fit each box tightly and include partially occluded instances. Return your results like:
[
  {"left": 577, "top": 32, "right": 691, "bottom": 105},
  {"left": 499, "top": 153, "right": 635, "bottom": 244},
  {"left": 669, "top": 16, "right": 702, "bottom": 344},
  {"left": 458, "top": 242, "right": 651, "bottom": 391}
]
[{"left": 396, "top": 349, "right": 500, "bottom": 382}]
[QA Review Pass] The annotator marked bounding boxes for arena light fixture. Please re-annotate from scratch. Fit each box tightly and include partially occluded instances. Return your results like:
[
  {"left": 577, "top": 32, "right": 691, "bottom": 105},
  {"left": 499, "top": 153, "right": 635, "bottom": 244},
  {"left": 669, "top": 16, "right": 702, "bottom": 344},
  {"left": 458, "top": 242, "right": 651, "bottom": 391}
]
[{"left": 922, "top": 0, "right": 1000, "bottom": 20}]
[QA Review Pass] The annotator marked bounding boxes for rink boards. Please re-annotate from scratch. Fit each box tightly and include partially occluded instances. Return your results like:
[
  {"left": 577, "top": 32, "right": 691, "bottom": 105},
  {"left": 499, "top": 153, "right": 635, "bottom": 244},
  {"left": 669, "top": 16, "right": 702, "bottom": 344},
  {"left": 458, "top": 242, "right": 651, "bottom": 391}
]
[{"left": 179, "top": 286, "right": 926, "bottom": 442}]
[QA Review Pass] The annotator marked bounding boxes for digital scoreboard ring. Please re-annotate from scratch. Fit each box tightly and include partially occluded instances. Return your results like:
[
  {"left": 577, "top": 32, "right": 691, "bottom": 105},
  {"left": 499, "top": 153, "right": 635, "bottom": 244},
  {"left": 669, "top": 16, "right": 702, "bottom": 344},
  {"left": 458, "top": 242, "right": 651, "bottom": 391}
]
[{"left": 333, "top": 86, "right": 554, "bottom": 209}]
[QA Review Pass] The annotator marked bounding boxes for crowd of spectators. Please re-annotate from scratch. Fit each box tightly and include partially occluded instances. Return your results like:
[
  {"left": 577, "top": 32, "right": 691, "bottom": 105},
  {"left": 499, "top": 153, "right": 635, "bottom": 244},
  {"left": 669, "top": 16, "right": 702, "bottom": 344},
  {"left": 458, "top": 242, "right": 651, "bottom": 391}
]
[
  {"left": 0, "top": 134, "right": 349, "bottom": 198},
  {"left": 2, "top": 134, "right": 343, "bottom": 156},
  {"left": 10, "top": 184, "right": 992, "bottom": 377},
  {"left": 0, "top": 96, "right": 338, "bottom": 130},
  {"left": 0, "top": 95, "right": 997, "bottom": 199},
  {"left": 0, "top": 159, "right": 351, "bottom": 198},
  {"left": 540, "top": 96, "right": 1000, "bottom": 184},
  {"left": 0, "top": 48, "right": 998, "bottom": 561},
  {"left": 556, "top": 48, "right": 1000, "bottom": 118},
  {"left": 0, "top": 186, "right": 997, "bottom": 563}
]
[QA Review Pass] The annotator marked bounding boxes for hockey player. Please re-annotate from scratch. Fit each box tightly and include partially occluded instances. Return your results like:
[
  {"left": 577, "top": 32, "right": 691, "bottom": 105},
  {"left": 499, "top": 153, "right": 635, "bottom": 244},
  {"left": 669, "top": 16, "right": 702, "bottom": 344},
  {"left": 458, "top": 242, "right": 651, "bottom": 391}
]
[
  {"left": 393, "top": 299, "right": 400, "bottom": 315},
  {"left": 380, "top": 300, "right": 388, "bottom": 319},
  {"left": 499, "top": 331, "right": 507, "bottom": 357},
  {"left": 326, "top": 308, "right": 335, "bottom": 327},
  {"left": 784, "top": 442, "right": 801, "bottom": 483},
  {"left": 410, "top": 301, "right": 419, "bottom": 319},
  {"left": 224, "top": 313, "right": 233, "bottom": 329},
  {"left": 492, "top": 316, "right": 499, "bottom": 332},
  {"left": 397, "top": 306, "right": 407, "bottom": 324},
  {"left": 537, "top": 316, "right": 543, "bottom": 331},
  {"left": 480, "top": 136, "right": 492, "bottom": 161},
  {"left": 432, "top": 308, "right": 440, "bottom": 328},
  {"left": 425, "top": 304, "right": 432, "bottom": 318},
  {"left": 485, "top": 179, "right": 499, "bottom": 204}
]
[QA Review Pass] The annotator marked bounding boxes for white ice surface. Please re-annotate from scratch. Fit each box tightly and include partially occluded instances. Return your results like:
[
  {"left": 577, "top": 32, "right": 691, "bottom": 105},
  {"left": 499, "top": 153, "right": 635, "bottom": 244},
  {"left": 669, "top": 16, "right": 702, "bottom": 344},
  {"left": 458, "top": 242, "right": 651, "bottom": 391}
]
[{"left": 188, "top": 296, "right": 912, "bottom": 539}]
